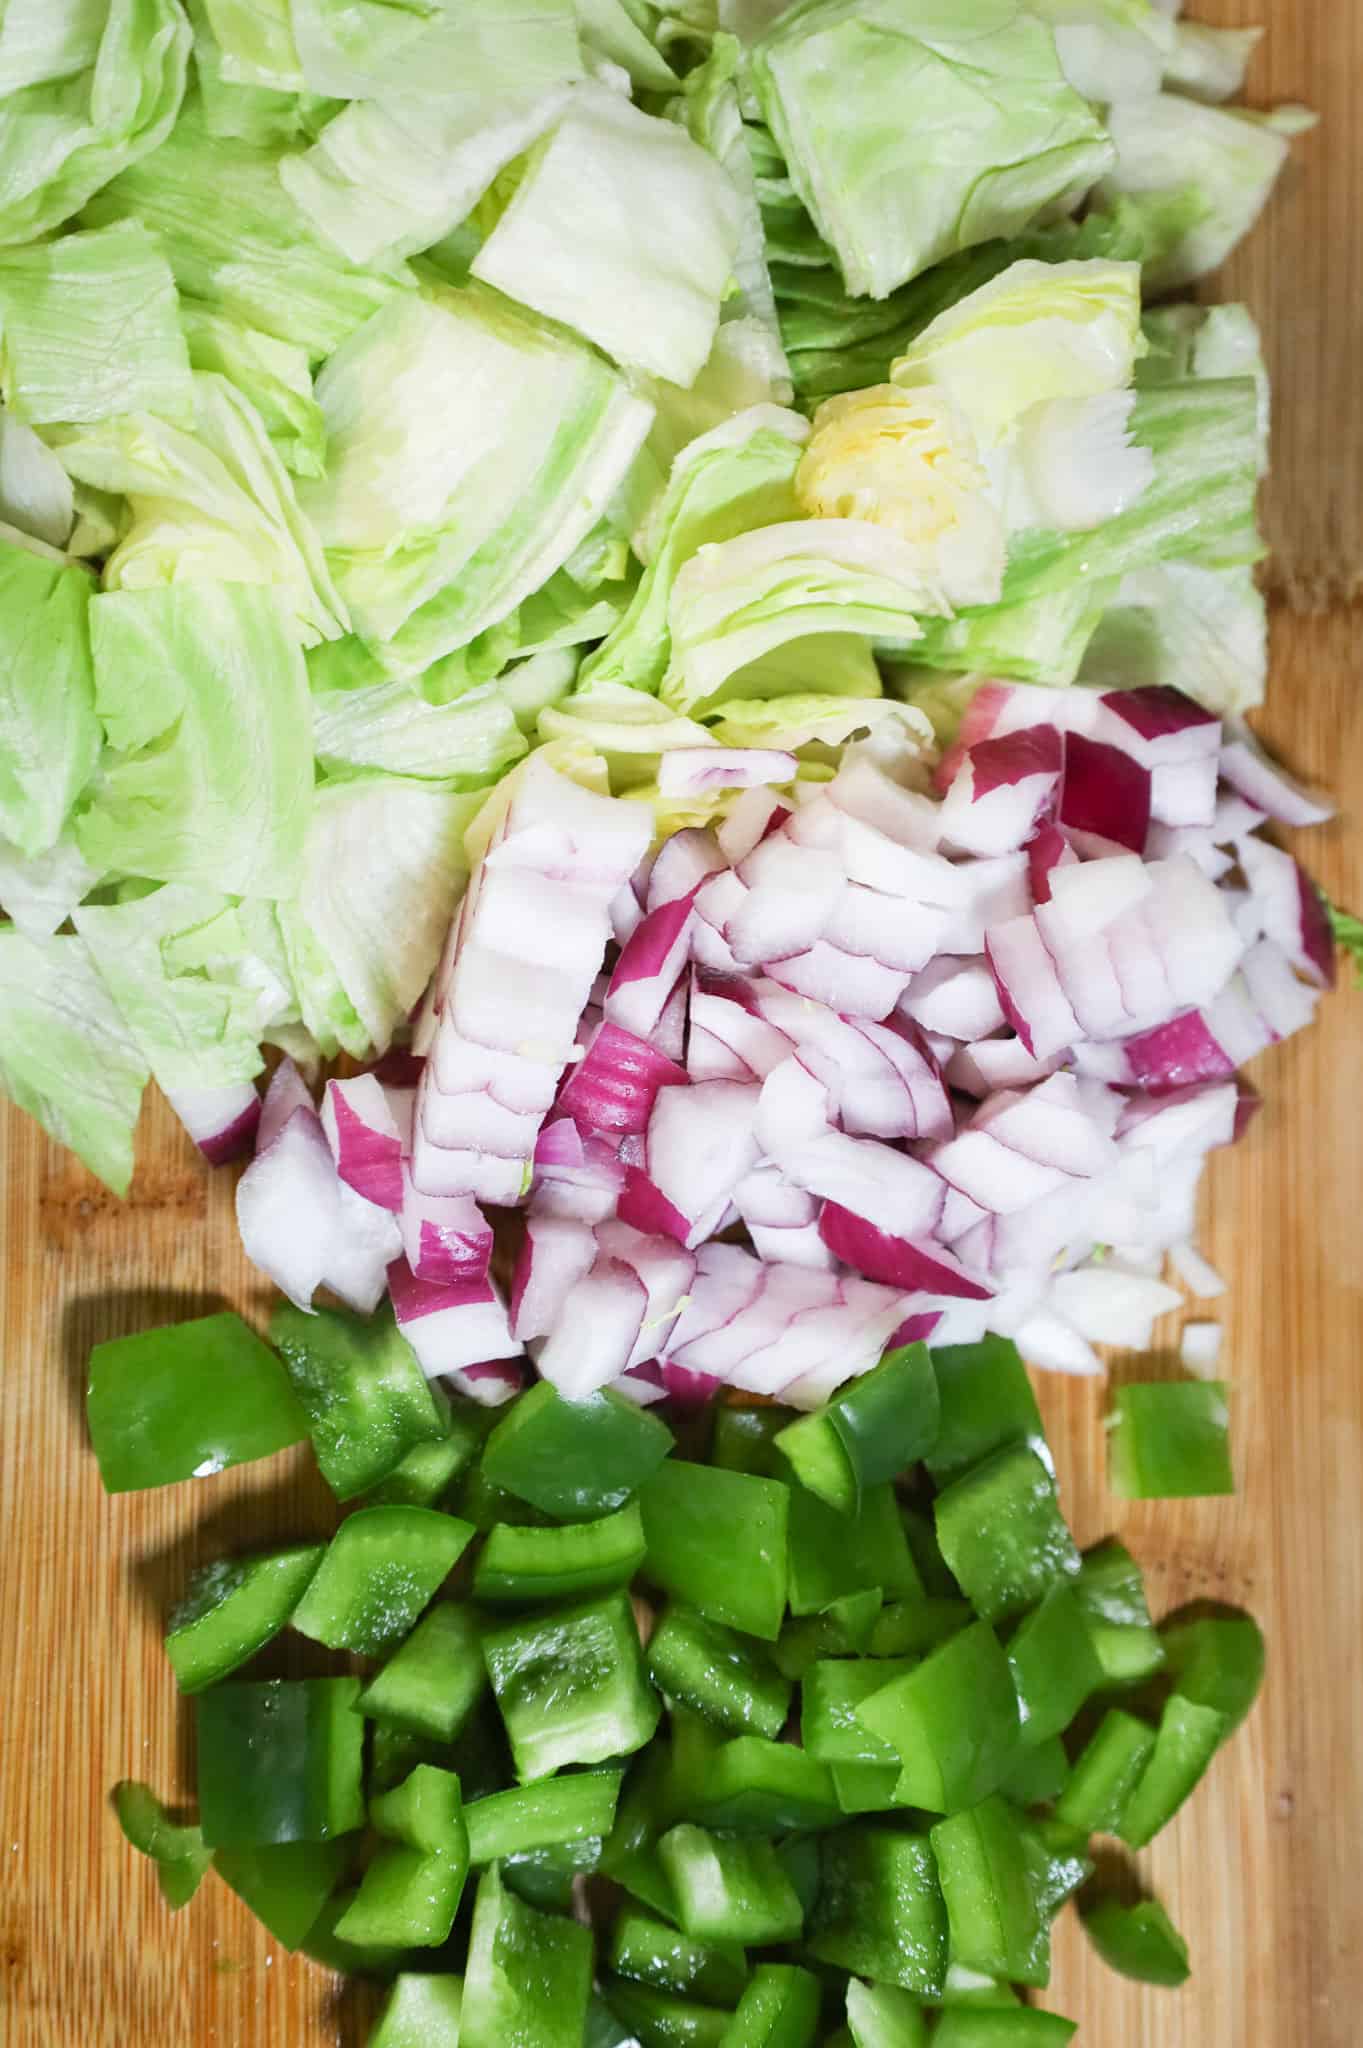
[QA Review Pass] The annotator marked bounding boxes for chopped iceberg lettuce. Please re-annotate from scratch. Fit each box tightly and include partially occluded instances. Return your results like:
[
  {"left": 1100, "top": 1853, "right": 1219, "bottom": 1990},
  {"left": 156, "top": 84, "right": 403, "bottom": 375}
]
[
  {"left": 1079, "top": 559, "right": 1267, "bottom": 713},
  {"left": 0, "top": 541, "right": 99, "bottom": 857}
]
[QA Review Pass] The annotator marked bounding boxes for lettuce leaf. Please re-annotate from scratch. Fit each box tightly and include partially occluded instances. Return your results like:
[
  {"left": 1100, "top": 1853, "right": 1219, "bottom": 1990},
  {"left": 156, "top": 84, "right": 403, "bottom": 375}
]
[
  {"left": 0, "top": 0, "right": 108, "bottom": 95},
  {"left": 290, "top": 0, "right": 582, "bottom": 103},
  {"left": 1139, "top": 302, "right": 1269, "bottom": 473},
  {"left": 76, "top": 582, "right": 314, "bottom": 896},
  {"left": 0, "top": 0, "right": 191, "bottom": 246},
  {"left": 0, "top": 411, "right": 75, "bottom": 550},
  {"left": 0, "top": 927, "right": 148, "bottom": 1192},
  {"left": 0, "top": 541, "right": 100, "bottom": 856},
  {"left": 751, "top": 0, "right": 1114, "bottom": 299},
  {"left": 0, "top": 826, "right": 100, "bottom": 937},
  {"left": 577, "top": 0, "right": 679, "bottom": 88},
  {"left": 1079, "top": 560, "right": 1267, "bottom": 713},
  {"left": 1162, "top": 20, "right": 1262, "bottom": 104},
  {"left": 181, "top": 302, "right": 327, "bottom": 480},
  {"left": 300, "top": 284, "right": 652, "bottom": 667},
  {"left": 310, "top": 671, "right": 528, "bottom": 785},
  {"left": 891, "top": 573, "right": 1120, "bottom": 686},
  {"left": 1027, "top": 0, "right": 1171, "bottom": 104},
  {"left": 471, "top": 87, "right": 741, "bottom": 387}
]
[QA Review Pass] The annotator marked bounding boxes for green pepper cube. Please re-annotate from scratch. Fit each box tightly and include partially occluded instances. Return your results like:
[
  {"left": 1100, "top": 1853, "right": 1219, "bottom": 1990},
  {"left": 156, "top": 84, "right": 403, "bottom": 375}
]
[
  {"left": 721, "top": 1961, "right": 821, "bottom": 2046},
  {"left": 460, "top": 1864, "right": 593, "bottom": 2048},
  {"left": 87, "top": 1312, "right": 308, "bottom": 1493},
  {"left": 370, "top": 1974, "right": 465, "bottom": 2048},
  {"left": 868, "top": 1599, "right": 971, "bottom": 1660},
  {"left": 481, "top": 1380, "right": 674, "bottom": 1518},
  {"left": 465, "top": 1769, "right": 623, "bottom": 1863},
  {"left": 641, "top": 1461, "right": 790, "bottom": 1641},
  {"left": 857, "top": 1621, "right": 1020, "bottom": 1815},
  {"left": 472, "top": 1501, "right": 646, "bottom": 1605},
  {"left": 271, "top": 1302, "right": 450, "bottom": 1501},
  {"left": 934, "top": 1445, "right": 1080, "bottom": 1624},
  {"left": 602, "top": 1979, "right": 732, "bottom": 2047},
  {"left": 688, "top": 1736, "right": 842, "bottom": 1833},
  {"left": 777, "top": 1343, "right": 940, "bottom": 1517},
  {"left": 939, "top": 1965, "right": 1021, "bottom": 2008},
  {"left": 213, "top": 1838, "right": 352, "bottom": 1950},
  {"left": 1005, "top": 1585, "right": 1103, "bottom": 1748},
  {"left": 1161, "top": 1613, "right": 1265, "bottom": 1732},
  {"left": 334, "top": 1841, "right": 468, "bottom": 1949},
  {"left": 166, "top": 1544, "right": 324, "bottom": 1694},
  {"left": 1022, "top": 1818, "right": 1092, "bottom": 1921},
  {"left": 359, "top": 1603, "right": 486, "bottom": 1744},
  {"left": 483, "top": 1590, "right": 660, "bottom": 1781},
  {"left": 1055, "top": 1709, "right": 1156, "bottom": 1836},
  {"left": 455, "top": 1463, "right": 553, "bottom": 1531},
  {"left": 291, "top": 1505, "right": 474, "bottom": 1656},
  {"left": 609, "top": 1902, "right": 749, "bottom": 2005},
  {"left": 366, "top": 1410, "right": 487, "bottom": 1507},
  {"left": 197, "top": 1678, "right": 365, "bottom": 1847},
  {"left": 932, "top": 2012, "right": 1077, "bottom": 2045},
  {"left": 775, "top": 1589, "right": 883, "bottom": 1680},
  {"left": 370, "top": 1764, "right": 465, "bottom": 1857},
  {"left": 658, "top": 1824, "right": 804, "bottom": 1946},
  {"left": 503, "top": 1834, "right": 604, "bottom": 1911},
  {"left": 1000, "top": 1737, "right": 1070, "bottom": 1810},
  {"left": 113, "top": 1781, "right": 210, "bottom": 1910},
  {"left": 1082, "top": 1897, "right": 1191, "bottom": 1987},
  {"left": 1117, "top": 1694, "right": 1227, "bottom": 1849},
  {"left": 1072, "top": 1540, "right": 1164, "bottom": 1687},
  {"left": 648, "top": 1606, "right": 792, "bottom": 1739},
  {"left": 845, "top": 1979, "right": 930, "bottom": 2046},
  {"left": 831, "top": 1763, "right": 904, "bottom": 1816},
  {"left": 926, "top": 1338, "right": 1048, "bottom": 1488},
  {"left": 802, "top": 1659, "right": 917, "bottom": 1767},
  {"left": 930, "top": 1798, "right": 1045, "bottom": 1988},
  {"left": 1108, "top": 1380, "right": 1235, "bottom": 1499},
  {"left": 807, "top": 1826, "right": 947, "bottom": 1997},
  {"left": 789, "top": 1482, "right": 924, "bottom": 1615},
  {"left": 301, "top": 1889, "right": 408, "bottom": 1976},
  {"left": 710, "top": 1404, "right": 795, "bottom": 1477}
]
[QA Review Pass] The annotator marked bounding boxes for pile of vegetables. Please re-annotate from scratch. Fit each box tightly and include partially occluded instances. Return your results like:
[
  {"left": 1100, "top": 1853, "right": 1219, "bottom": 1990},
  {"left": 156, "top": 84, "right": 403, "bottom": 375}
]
[{"left": 106, "top": 1314, "right": 1263, "bottom": 2044}]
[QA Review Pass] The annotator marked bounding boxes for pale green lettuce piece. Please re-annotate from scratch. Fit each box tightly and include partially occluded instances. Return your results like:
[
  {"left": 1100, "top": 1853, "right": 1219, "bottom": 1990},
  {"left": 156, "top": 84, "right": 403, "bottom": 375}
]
[
  {"left": 0, "top": 221, "right": 194, "bottom": 429},
  {"left": 186, "top": 0, "right": 331, "bottom": 148},
  {"left": 1162, "top": 20, "right": 1261, "bottom": 102},
  {"left": 890, "top": 258, "right": 1144, "bottom": 449},
  {"left": 578, "top": 0, "right": 678, "bottom": 87},
  {"left": 280, "top": 777, "right": 482, "bottom": 1057},
  {"left": 0, "top": 0, "right": 107, "bottom": 94},
  {"left": 891, "top": 574, "right": 1120, "bottom": 685},
  {"left": 0, "top": 411, "right": 75, "bottom": 549},
  {"left": 76, "top": 583, "right": 313, "bottom": 896},
  {"left": 472, "top": 87, "right": 742, "bottom": 387},
  {"left": 0, "top": 928, "right": 148, "bottom": 1192},
  {"left": 710, "top": 690, "right": 923, "bottom": 751},
  {"left": 0, "top": 0, "right": 190, "bottom": 246},
  {"left": 1139, "top": 302, "right": 1269, "bottom": 473},
  {"left": 750, "top": 0, "right": 1114, "bottom": 299},
  {"left": 1079, "top": 560, "right": 1267, "bottom": 714},
  {"left": 1096, "top": 93, "right": 1291, "bottom": 293},
  {"left": 0, "top": 827, "right": 99, "bottom": 937},
  {"left": 301, "top": 284, "right": 652, "bottom": 666},
  {"left": 84, "top": 103, "right": 411, "bottom": 360},
  {"left": 539, "top": 680, "right": 714, "bottom": 789},
  {"left": 311, "top": 674, "right": 527, "bottom": 785},
  {"left": 291, "top": 0, "right": 582, "bottom": 103},
  {"left": 583, "top": 416, "right": 807, "bottom": 695},
  {"left": 1026, "top": 0, "right": 1171, "bottom": 104},
  {"left": 201, "top": 0, "right": 302, "bottom": 85},
  {"left": 663, "top": 517, "right": 944, "bottom": 715},
  {"left": 58, "top": 372, "right": 348, "bottom": 647},
  {"left": 0, "top": 542, "right": 99, "bottom": 856},
  {"left": 501, "top": 647, "right": 581, "bottom": 734},
  {"left": 73, "top": 883, "right": 289, "bottom": 1092},
  {"left": 181, "top": 302, "right": 326, "bottom": 480}
]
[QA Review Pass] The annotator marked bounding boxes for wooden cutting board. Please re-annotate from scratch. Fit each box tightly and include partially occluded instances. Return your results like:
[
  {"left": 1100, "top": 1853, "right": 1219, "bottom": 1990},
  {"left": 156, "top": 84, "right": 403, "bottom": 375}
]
[{"left": 3, "top": 6, "right": 1361, "bottom": 2042}]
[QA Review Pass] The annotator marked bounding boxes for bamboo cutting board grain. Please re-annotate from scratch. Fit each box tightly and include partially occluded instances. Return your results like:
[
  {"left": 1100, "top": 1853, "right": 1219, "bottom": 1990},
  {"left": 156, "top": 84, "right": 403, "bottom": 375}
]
[{"left": 3, "top": 4, "right": 1362, "bottom": 2041}]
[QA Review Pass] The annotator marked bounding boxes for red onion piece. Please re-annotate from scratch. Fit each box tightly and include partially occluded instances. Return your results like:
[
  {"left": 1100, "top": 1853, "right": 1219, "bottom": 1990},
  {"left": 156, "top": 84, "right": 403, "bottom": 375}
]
[
  {"left": 558, "top": 1021, "right": 688, "bottom": 1137},
  {"left": 718, "top": 788, "right": 791, "bottom": 864},
  {"left": 1059, "top": 733, "right": 1152, "bottom": 854},
  {"left": 1237, "top": 836, "right": 1336, "bottom": 989},
  {"left": 1219, "top": 726, "right": 1334, "bottom": 827},
  {"left": 236, "top": 1103, "right": 401, "bottom": 1314},
  {"left": 617, "top": 1164, "right": 692, "bottom": 1245},
  {"left": 322, "top": 1074, "right": 406, "bottom": 1210},
  {"left": 165, "top": 1080, "right": 260, "bottom": 1165},
  {"left": 388, "top": 1255, "right": 519, "bottom": 1384},
  {"left": 646, "top": 1079, "right": 760, "bottom": 1249},
  {"left": 940, "top": 725, "right": 1063, "bottom": 859},
  {"left": 819, "top": 1201, "right": 993, "bottom": 1299},
  {"left": 510, "top": 1213, "right": 596, "bottom": 1341},
  {"left": 400, "top": 1178, "right": 493, "bottom": 1290},
  {"left": 534, "top": 1253, "right": 648, "bottom": 1399},
  {"left": 657, "top": 747, "right": 798, "bottom": 797}
]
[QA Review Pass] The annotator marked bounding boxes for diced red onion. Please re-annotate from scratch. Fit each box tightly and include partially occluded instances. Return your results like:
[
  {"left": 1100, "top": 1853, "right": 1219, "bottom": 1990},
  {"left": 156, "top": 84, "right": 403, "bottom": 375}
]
[
  {"left": 718, "top": 788, "right": 791, "bottom": 864},
  {"left": 389, "top": 1255, "right": 519, "bottom": 1385},
  {"left": 1168, "top": 1241, "right": 1227, "bottom": 1299},
  {"left": 165, "top": 1080, "right": 261, "bottom": 1166},
  {"left": 1048, "top": 1263, "right": 1182, "bottom": 1346},
  {"left": 616, "top": 1164, "right": 692, "bottom": 1245},
  {"left": 258, "top": 1057, "right": 315, "bottom": 1152},
  {"left": 530, "top": 1123, "right": 625, "bottom": 1222},
  {"left": 1012, "top": 1309, "right": 1102, "bottom": 1377},
  {"left": 320, "top": 1074, "right": 408, "bottom": 1211},
  {"left": 605, "top": 891, "right": 696, "bottom": 1039},
  {"left": 985, "top": 916, "right": 1079, "bottom": 1060},
  {"left": 596, "top": 1219, "right": 696, "bottom": 1369},
  {"left": 1148, "top": 756, "right": 1218, "bottom": 829},
  {"left": 946, "top": 1035, "right": 1062, "bottom": 1096},
  {"left": 534, "top": 1253, "right": 648, "bottom": 1399},
  {"left": 1059, "top": 734, "right": 1151, "bottom": 854},
  {"left": 558, "top": 1021, "right": 688, "bottom": 1136},
  {"left": 657, "top": 747, "right": 798, "bottom": 797},
  {"left": 1219, "top": 725, "right": 1334, "bottom": 827},
  {"left": 898, "top": 957, "right": 1005, "bottom": 1041},
  {"left": 936, "top": 852, "right": 1030, "bottom": 955},
  {"left": 237, "top": 1103, "right": 401, "bottom": 1314},
  {"left": 828, "top": 754, "right": 943, "bottom": 851},
  {"left": 765, "top": 940, "right": 912, "bottom": 1019},
  {"left": 939, "top": 725, "right": 1063, "bottom": 858},
  {"left": 819, "top": 1201, "right": 993, "bottom": 1299},
  {"left": 1237, "top": 836, "right": 1336, "bottom": 990},
  {"left": 400, "top": 1177, "right": 493, "bottom": 1290},
  {"left": 646, "top": 1079, "right": 760, "bottom": 1249},
  {"left": 646, "top": 827, "right": 726, "bottom": 913}
]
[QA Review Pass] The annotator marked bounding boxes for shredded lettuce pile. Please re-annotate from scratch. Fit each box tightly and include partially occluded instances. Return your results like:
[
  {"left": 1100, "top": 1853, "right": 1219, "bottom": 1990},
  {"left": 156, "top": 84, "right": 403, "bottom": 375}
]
[{"left": 0, "top": 0, "right": 1308, "bottom": 1189}]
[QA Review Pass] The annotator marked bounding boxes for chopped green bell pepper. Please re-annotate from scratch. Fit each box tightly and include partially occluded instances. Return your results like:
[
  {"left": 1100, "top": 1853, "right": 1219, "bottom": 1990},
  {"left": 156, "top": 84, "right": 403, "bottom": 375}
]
[
  {"left": 481, "top": 1380, "right": 674, "bottom": 1518},
  {"left": 371, "top": 1764, "right": 466, "bottom": 1856},
  {"left": 807, "top": 1826, "right": 947, "bottom": 1997},
  {"left": 610, "top": 1902, "right": 750, "bottom": 2005},
  {"left": 776, "top": 1344, "right": 939, "bottom": 1517},
  {"left": 641, "top": 1461, "right": 790, "bottom": 1641},
  {"left": 1117, "top": 1694, "right": 1227, "bottom": 1849},
  {"left": 455, "top": 1463, "right": 553, "bottom": 1530},
  {"left": 1055, "top": 1709, "right": 1157, "bottom": 1835},
  {"left": 1072, "top": 1540, "right": 1165, "bottom": 1686},
  {"left": 271, "top": 1302, "right": 449, "bottom": 1502},
  {"left": 868, "top": 1599, "right": 971, "bottom": 1659},
  {"left": 460, "top": 1864, "right": 594, "bottom": 2048},
  {"left": 856, "top": 1621, "right": 1020, "bottom": 1815},
  {"left": 360, "top": 1603, "right": 487, "bottom": 1744},
  {"left": 1161, "top": 1613, "right": 1265, "bottom": 1732},
  {"left": 802, "top": 1659, "right": 917, "bottom": 1769},
  {"left": 829, "top": 1763, "right": 904, "bottom": 1816},
  {"left": 1082, "top": 1897, "right": 1191, "bottom": 1986},
  {"left": 774, "top": 1590, "right": 883, "bottom": 1680},
  {"left": 88, "top": 1313, "right": 308, "bottom": 1493},
  {"left": 687, "top": 1736, "right": 842, "bottom": 1833},
  {"left": 845, "top": 1979, "right": 929, "bottom": 2046},
  {"left": 710, "top": 1405, "right": 793, "bottom": 1477},
  {"left": 113, "top": 1781, "right": 211, "bottom": 1909},
  {"left": 937, "top": 1965, "right": 1021, "bottom": 2008},
  {"left": 196, "top": 1678, "right": 365, "bottom": 1848},
  {"left": 301, "top": 1890, "right": 405, "bottom": 1977},
  {"left": 649, "top": 1606, "right": 792, "bottom": 1739},
  {"left": 788, "top": 1483, "right": 924, "bottom": 1615},
  {"left": 1001, "top": 1739, "right": 1070, "bottom": 1810},
  {"left": 719, "top": 1962, "right": 821, "bottom": 2046},
  {"left": 473, "top": 1501, "right": 646, "bottom": 1605},
  {"left": 900, "top": 1507, "right": 962, "bottom": 1599},
  {"left": 291, "top": 1506, "right": 474, "bottom": 1656},
  {"left": 483, "top": 1590, "right": 661, "bottom": 1781},
  {"left": 658, "top": 1824, "right": 805, "bottom": 1946},
  {"left": 465, "top": 1768, "right": 623, "bottom": 1862},
  {"left": 370, "top": 1974, "right": 465, "bottom": 2048},
  {"left": 1108, "top": 1381, "right": 1234, "bottom": 1499},
  {"left": 602, "top": 1977, "right": 734, "bottom": 2047},
  {"left": 926, "top": 1339, "right": 1048, "bottom": 1488},
  {"left": 504, "top": 1833, "right": 604, "bottom": 1910},
  {"left": 366, "top": 1405, "right": 488, "bottom": 1506},
  {"left": 934, "top": 1446, "right": 1080, "bottom": 1624},
  {"left": 333, "top": 1839, "right": 468, "bottom": 1948},
  {"left": 1022, "top": 1819, "right": 1092, "bottom": 1922},
  {"left": 1005, "top": 1586, "right": 1103, "bottom": 1748},
  {"left": 165, "top": 1544, "right": 324, "bottom": 1693},
  {"left": 213, "top": 1838, "right": 353, "bottom": 1949},
  {"left": 932, "top": 2013, "right": 1076, "bottom": 2045},
  {"left": 930, "top": 1799, "right": 1045, "bottom": 1988}
]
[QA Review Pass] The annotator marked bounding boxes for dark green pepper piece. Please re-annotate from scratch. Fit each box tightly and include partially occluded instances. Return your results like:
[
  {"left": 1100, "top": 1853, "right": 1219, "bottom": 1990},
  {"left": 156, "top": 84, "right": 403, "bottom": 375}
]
[
  {"left": 925, "top": 1338, "right": 1048, "bottom": 1487},
  {"left": 930, "top": 1798, "right": 1046, "bottom": 1988},
  {"left": 359, "top": 1603, "right": 486, "bottom": 1744},
  {"left": 196, "top": 1677, "right": 365, "bottom": 1848},
  {"left": 481, "top": 1379, "right": 673, "bottom": 1517},
  {"left": 641, "top": 1461, "right": 790, "bottom": 1641},
  {"left": 1055, "top": 1709, "right": 1156, "bottom": 1836},
  {"left": 776, "top": 1343, "right": 939, "bottom": 1516},
  {"left": 806, "top": 1826, "right": 947, "bottom": 1997},
  {"left": 165, "top": 1544, "right": 324, "bottom": 1693},
  {"left": 1160, "top": 1613, "right": 1265, "bottom": 1732},
  {"left": 610, "top": 1902, "right": 750, "bottom": 2005},
  {"left": 113, "top": 1781, "right": 211, "bottom": 1910},
  {"left": 649, "top": 1605, "right": 792, "bottom": 1738},
  {"left": 856, "top": 1621, "right": 1020, "bottom": 1815},
  {"left": 934, "top": 1445, "right": 1080, "bottom": 1624},
  {"left": 719, "top": 1962, "right": 821, "bottom": 2046},
  {"left": 658, "top": 1824, "right": 805, "bottom": 1946},
  {"left": 465, "top": 1769, "right": 623, "bottom": 1862},
  {"left": 271, "top": 1301, "right": 449, "bottom": 1501},
  {"left": 1108, "top": 1380, "right": 1234, "bottom": 1498},
  {"left": 460, "top": 1864, "right": 594, "bottom": 2048},
  {"left": 788, "top": 1483, "right": 924, "bottom": 1615},
  {"left": 213, "top": 1838, "right": 352, "bottom": 1949},
  {"left": 291, "top": 1505, "right": 474, "bottom": 1656},
  {"left": 472, "top": 1501, "right": 646, "bottom": 1605},
  {"left": 482, "top": 1590, "right": 661, "bottom": 1781},
  {"left": 1082, "top": 1897, "right": 1191, "bottom": 1986},
  {"left": 1005, "top": 1585, "right": 1103, "bottom": 1748}
]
